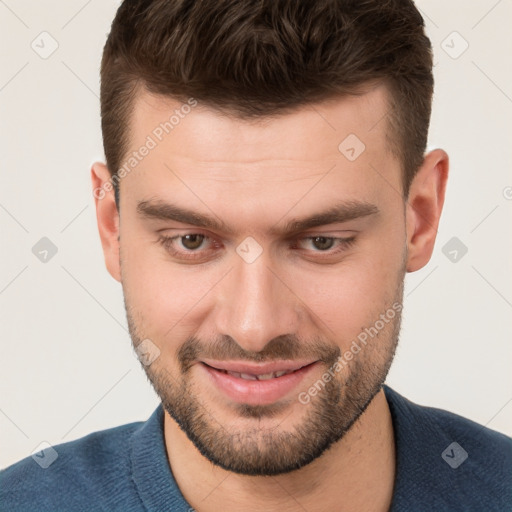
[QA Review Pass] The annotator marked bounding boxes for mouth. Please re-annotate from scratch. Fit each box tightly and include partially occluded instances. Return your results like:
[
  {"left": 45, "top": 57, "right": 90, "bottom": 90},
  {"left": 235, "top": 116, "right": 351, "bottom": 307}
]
[
  {"left": 199, "top": 359, "right": 319, "bottom": 405},
  {"left": 213, "top": 368, "right": 296, "bottom": 380}
]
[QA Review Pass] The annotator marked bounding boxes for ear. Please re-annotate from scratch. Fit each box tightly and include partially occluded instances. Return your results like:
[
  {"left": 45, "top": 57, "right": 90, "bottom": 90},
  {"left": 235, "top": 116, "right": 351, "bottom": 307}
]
[
  {"left": 91, "top": 162, "right": 121, "bottom": 282},
  {"left": 405, "top": 149, "right": 449, "bottom": 272}
]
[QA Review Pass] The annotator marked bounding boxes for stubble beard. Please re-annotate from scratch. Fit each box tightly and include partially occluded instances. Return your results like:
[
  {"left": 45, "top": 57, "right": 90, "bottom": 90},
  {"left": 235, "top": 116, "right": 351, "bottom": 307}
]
[{"left": 125, "top": 281, "right": 404, "bottom": 476}]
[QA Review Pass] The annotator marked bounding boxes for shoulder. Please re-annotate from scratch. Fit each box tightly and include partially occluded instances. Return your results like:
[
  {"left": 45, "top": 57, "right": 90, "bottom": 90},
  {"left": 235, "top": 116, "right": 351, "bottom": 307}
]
[
  {"left": 0, "top": 419, "right": 144, "bottom": 512},
  {"left": 384, "top": 386, "right": 512, "bottom": 511}
]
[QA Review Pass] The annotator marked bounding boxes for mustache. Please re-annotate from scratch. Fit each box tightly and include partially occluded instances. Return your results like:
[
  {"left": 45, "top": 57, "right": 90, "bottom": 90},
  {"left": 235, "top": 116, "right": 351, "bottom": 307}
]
[{"left": 178, "top": 334, "right": 341, "bottom": 373}]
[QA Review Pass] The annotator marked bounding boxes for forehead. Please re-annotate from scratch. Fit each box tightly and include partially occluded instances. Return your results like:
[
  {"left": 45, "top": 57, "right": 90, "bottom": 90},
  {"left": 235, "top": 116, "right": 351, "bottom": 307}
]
[
  {"left": 121, "top": 85, "right": 401, "bottom": 223},
  {"left": 128, "top": 85, "right": 392, "bottom": 165}
]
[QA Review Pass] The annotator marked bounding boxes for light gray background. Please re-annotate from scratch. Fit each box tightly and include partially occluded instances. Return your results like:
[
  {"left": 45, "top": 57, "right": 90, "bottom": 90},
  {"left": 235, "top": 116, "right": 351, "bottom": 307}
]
[{"left": 1, "top": 0, "right": 511, "bottom": 469}]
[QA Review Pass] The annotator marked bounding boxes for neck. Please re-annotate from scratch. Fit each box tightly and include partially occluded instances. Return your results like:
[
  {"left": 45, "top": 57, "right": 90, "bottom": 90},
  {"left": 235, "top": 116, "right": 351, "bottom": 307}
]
[{"left": 163, "top": 388, "right": 395, "bottom": 512}]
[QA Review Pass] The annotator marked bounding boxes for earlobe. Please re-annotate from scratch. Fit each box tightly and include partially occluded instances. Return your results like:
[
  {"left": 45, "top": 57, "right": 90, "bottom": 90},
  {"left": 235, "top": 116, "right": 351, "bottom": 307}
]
[
  {"left": 91, "top": 162, "right": 122, "bottom": 282},
  {"left": 405, "top": 149, "right": 449, "bottom": 272}
]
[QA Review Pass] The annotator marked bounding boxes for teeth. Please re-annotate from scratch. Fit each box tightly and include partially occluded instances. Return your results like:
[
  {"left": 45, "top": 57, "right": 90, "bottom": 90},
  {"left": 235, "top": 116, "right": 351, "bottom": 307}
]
[
  {"left": 224, "top": 369, "right": 292, "bottom": 380},
  {"left": 257, "top": 372, "right": 275, "bottom": 380},
  {"left": 240, "top": 373, "right": 258, "bottom": 380}
]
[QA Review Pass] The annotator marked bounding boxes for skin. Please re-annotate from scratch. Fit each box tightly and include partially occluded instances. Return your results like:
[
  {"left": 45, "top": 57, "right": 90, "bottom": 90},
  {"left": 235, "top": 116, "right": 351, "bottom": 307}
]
[{"left": 92, "top": 83, "right": 448, "bottom": 511}]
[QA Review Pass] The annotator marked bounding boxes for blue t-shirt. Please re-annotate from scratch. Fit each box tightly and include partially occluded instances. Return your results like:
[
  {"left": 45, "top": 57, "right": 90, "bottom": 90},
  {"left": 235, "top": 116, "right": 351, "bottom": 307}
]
[{"left": 1, "top": 386, "right": 511, "bottom": 511}]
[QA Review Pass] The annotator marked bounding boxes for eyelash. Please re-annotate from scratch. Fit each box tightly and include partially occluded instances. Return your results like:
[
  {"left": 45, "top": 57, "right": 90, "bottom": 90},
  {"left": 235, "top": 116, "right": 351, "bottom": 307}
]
[{"left": 156, "top": 233, "right": 356, "bottom": 262}]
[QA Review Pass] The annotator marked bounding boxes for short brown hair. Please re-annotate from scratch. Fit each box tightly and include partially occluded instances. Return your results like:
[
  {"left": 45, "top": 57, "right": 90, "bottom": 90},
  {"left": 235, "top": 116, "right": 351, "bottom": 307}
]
[{"left": 100, "top": 0, "right": 433, "bottom": 197}]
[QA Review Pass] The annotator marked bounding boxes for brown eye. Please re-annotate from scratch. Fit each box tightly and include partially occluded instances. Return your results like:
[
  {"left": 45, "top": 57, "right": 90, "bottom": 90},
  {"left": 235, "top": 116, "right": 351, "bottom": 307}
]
[
  {"left": 311, "top": 236, "right": 335, "bottom": 251},
  {"left": 181, "top": 234, "right": 205, "bottom": 250}
]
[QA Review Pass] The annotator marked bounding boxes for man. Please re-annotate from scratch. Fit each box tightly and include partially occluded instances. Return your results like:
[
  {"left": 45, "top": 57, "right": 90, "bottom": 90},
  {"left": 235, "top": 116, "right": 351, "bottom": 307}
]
[{"left": 1, "top": 0, "right": 511, "bottom": 510}]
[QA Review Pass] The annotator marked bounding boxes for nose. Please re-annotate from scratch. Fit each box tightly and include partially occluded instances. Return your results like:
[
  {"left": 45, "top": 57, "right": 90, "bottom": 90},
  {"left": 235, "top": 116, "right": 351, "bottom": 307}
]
[{"left": 213, "top": 251, "right": 300, "bottom": 353}]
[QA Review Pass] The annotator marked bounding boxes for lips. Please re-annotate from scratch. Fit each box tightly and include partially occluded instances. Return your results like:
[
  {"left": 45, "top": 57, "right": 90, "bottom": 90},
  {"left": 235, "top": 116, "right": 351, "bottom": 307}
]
[{"left": 199, "top": 359, "right": 318, "bottom": 405}]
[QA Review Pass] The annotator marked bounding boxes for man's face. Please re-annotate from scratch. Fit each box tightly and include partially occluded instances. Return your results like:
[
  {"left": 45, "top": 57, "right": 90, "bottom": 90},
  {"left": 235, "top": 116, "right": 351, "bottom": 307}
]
[{"left": 114, "top": 85, "right": 409, "bottom": 475}]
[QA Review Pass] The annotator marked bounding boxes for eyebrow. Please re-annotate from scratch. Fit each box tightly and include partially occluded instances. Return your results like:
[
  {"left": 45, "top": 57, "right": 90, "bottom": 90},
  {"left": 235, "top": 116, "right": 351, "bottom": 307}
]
[{"left": 137, "top": 199, "right": 379, "bottom": 237}]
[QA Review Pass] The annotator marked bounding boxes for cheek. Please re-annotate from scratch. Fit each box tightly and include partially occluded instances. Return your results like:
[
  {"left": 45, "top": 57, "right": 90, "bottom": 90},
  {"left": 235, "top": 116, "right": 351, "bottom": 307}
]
[
  {"left": 288, "top": 237, "right": 405, "bottom": 343},
  {"left": 120, "top": 234, "right": 217, "bottom": 340}
]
